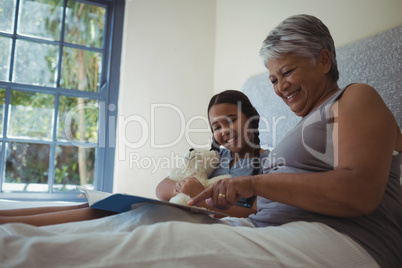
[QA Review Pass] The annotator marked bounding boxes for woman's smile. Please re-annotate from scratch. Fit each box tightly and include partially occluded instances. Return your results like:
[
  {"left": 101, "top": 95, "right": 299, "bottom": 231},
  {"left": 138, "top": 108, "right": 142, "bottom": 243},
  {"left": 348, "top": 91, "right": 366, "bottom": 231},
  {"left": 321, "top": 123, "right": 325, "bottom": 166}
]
[
  {"left": 267, "top": 54, "right": 335, "bottom": 117},
  {"left": 284, "top": 89, "right": 301, "bottom": 103}
]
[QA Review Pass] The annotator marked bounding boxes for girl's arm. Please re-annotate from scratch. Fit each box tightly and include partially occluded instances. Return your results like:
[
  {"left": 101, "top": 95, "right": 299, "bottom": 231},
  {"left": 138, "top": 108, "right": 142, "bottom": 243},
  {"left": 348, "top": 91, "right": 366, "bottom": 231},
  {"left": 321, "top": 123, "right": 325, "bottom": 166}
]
[
  {"left": 155, "top": 177, "right": 177, "bottom": 201},
  {"left": 0, "top": 203, "right": 88, "bottom": 217},
  {"left": 0, "top": 207, "right": 116, "bottom": 226},
  {"left": 191, "top": 84, "right": 399, "bottom": 217}
]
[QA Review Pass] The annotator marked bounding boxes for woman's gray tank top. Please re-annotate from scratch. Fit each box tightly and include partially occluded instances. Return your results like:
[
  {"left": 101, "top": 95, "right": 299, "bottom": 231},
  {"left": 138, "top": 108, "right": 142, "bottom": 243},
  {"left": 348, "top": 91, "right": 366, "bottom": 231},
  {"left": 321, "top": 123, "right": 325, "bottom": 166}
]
[{"left": 248, "top": 87, "right": 402, "bottom": 267}]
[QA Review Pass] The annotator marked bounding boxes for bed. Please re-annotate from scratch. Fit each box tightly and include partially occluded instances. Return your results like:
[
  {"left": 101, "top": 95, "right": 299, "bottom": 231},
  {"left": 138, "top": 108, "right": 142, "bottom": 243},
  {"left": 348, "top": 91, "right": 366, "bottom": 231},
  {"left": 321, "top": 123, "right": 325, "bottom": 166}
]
[{"left": 0, "top": 26, "right": 401, "bottom": 267}]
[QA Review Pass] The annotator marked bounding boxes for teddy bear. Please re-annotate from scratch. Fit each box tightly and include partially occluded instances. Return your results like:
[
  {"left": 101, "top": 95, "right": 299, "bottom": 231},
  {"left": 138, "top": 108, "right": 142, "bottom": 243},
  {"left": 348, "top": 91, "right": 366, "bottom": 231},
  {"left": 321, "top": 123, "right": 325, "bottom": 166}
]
[{"left": 169, "top": 148, "right": 231, "bottom": 205}]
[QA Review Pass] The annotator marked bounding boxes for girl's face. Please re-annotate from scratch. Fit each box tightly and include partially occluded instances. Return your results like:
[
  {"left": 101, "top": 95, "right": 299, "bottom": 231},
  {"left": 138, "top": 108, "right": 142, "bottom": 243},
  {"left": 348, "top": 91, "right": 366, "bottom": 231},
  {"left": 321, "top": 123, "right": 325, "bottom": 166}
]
[
  {"left": 267, "top": 53, "right": 331, "bottom": 117},
  {"left": 208, "top": 103, "right": 254, "bottom": 157}
]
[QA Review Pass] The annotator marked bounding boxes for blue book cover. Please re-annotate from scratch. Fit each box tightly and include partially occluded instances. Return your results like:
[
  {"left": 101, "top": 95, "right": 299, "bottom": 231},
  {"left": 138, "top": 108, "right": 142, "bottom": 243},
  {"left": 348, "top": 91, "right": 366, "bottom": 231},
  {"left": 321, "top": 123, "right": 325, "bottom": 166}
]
[{"left": 77, "top": 187, "right": 228, "bottom": 216}]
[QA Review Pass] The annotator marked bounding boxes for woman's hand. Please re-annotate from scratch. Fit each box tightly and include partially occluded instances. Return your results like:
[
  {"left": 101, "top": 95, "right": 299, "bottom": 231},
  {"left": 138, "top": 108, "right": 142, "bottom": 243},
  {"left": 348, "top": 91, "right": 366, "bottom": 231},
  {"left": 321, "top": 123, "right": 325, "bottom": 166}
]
[
  {"left": 174, "top": 177, "right": 205, "bottom": 198},
  {"left": 188, "top": 176, "right": 255, "bottom": 210}
]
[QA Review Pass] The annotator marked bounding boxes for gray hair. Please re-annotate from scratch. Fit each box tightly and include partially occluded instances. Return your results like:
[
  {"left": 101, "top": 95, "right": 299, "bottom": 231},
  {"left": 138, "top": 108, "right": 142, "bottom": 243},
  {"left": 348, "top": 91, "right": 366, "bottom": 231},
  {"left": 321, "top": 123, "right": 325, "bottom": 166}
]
[{"left": 260, "top": 14, "right": 339, "bottom": 82}]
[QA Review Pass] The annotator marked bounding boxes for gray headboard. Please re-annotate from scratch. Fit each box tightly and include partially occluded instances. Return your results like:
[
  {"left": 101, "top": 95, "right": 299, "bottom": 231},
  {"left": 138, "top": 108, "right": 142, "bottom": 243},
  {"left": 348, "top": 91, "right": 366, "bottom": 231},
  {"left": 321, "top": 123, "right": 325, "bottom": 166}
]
[{"left": 242, "top": 25, "right": 402, "bottom": 149}]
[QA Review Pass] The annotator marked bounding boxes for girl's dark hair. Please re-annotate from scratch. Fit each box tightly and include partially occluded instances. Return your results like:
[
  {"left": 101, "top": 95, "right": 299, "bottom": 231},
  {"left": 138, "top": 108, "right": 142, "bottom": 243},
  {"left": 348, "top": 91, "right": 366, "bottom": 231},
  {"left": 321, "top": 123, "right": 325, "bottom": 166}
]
[{"left": 207, "top": 90, "right": 261, "bottom": 175}]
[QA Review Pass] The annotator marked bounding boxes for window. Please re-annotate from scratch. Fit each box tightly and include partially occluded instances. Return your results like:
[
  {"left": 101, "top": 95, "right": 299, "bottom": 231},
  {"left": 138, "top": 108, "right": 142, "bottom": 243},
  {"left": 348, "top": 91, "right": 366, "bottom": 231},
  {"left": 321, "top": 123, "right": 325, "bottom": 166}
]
[{"left": 0, "top": 0, "right": 124, "bottom": 200}]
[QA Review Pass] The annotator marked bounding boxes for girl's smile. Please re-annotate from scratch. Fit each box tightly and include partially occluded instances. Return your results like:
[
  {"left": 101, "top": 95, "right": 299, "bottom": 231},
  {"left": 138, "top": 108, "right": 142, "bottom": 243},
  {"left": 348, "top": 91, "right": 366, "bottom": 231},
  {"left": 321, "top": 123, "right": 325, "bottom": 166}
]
[{"left": 209, "top": 103, "right": 254, "bottom": 158}]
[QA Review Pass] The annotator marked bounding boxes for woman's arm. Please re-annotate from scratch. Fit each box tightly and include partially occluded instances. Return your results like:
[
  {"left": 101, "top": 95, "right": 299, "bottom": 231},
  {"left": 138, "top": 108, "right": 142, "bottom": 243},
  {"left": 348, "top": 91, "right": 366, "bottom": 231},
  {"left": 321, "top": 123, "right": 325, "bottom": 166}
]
[
  {"left": 156, "top": 176, "right": 257, "bottom": 217},
  {"left": 198, "top": 199, "right": 257, "bottom": 218},
  {"left": 191, "top": 84, "right": 398, "bottom": 217},
  {"left": 178, "top": 177, "right": 257, "bottom": 218}
]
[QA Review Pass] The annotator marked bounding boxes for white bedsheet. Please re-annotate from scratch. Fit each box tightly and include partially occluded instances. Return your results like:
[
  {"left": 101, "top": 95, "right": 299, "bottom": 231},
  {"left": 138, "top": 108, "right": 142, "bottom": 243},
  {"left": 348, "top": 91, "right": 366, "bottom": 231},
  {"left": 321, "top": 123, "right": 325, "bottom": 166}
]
[{"left": 0, "top": 204, "right": 378, "bottom": 268}]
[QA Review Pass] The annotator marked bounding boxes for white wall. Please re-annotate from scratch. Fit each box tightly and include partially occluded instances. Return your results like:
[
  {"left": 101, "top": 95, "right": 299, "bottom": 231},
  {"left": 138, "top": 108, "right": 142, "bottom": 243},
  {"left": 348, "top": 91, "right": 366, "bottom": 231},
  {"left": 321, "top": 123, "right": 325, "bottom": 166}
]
[
  {"left": 114, "top": 0, "right": 216, "bottom": 197},
  {"left": 115, "top": 0, "right": 402, "bottom": 198},
  {"left": 214, "top": 0, "right": 402, "bottom": 92}
]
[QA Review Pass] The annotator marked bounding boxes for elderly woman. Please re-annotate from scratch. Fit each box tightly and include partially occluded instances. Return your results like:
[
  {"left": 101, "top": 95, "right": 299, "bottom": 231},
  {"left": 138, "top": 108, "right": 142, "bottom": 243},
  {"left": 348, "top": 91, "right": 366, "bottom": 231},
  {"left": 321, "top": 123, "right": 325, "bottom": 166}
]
[{"left": 191, "top": 14, "right": 402, "bottom": 267}]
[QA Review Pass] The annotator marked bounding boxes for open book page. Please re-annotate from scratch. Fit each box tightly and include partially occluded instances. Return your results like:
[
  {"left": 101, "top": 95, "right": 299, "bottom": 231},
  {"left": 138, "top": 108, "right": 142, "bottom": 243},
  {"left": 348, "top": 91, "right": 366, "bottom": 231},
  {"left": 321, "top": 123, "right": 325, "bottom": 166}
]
[
  {"left": 129, "top": 200, "right": 229, "bottom": 216},
  {"left": 77, "top": 187, "right": 113, "bottom": 206},
  {"left": 77, "top": 187, "right": 229, "bottom": 216}
]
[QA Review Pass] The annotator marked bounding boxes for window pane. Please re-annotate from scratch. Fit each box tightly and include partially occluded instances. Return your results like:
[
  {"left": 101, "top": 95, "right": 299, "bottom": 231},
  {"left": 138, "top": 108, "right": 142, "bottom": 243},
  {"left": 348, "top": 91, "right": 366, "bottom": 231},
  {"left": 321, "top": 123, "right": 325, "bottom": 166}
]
[
  {"left": 0, "top": 0, "right": 118, "bottom": 197},
  {"left": 54, "top": 145, "right": 95, "bottom": 191},
  {"left": 60, "top": 46, "right": 101, "bottom": 91},
  {"left": 4, "top": 142, "right": 50, "bottom": 192},
  {"left": 0, "top": 0, "right": 15, "bottom": 33},
  {"left": 17, "top": 0, "right": 63, "bottom": 41},
  {"left": 8, "top": 90, "right": 54, "bottom": 139},
  {"left": 0, "top": 88, "right": 5, "bottom": 134},
  {"left": 58, "top": 96, "right": 98, "bottom": 143},
  {"left": 65, "top": 0, "right": 105, "bottom": 48},
  {"left": 0, "top": 36, "right": 11, "bottom": 81},
  {"left": 13, "top": 39, "right": 58, "bottom": 86}
]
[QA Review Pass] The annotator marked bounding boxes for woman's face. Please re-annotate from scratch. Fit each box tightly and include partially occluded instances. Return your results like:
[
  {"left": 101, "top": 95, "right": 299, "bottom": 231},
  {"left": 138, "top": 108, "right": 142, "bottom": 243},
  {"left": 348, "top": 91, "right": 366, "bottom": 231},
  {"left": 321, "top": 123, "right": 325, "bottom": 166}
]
[
  {"left": 208, "top": 103, "right": 254, "bottom": 157},
  {"left": 267, "top": 54, "right": 330, "bottom": 117}
]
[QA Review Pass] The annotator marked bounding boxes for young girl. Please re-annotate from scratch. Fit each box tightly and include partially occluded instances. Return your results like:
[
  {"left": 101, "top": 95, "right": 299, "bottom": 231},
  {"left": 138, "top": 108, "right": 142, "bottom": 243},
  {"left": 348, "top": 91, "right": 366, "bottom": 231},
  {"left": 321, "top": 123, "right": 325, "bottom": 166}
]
[
  {"left": 0, "top": 90, "right": 266, "bottom": 226},
  {"left": 156, "top": 90, "right": 268, "bottom": 218}
]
